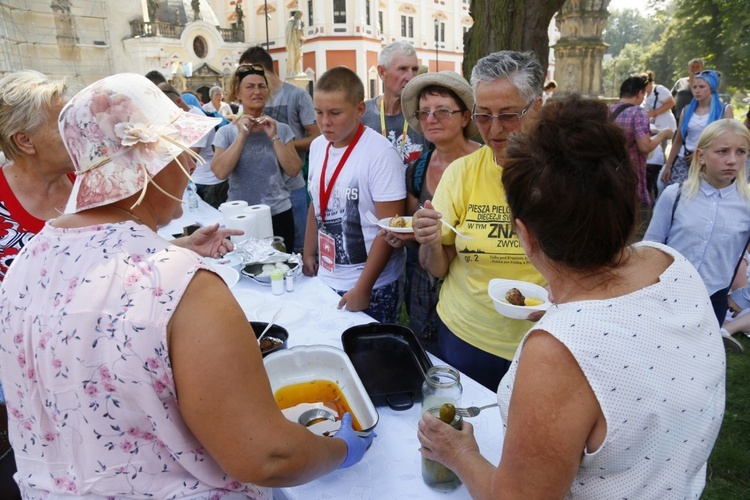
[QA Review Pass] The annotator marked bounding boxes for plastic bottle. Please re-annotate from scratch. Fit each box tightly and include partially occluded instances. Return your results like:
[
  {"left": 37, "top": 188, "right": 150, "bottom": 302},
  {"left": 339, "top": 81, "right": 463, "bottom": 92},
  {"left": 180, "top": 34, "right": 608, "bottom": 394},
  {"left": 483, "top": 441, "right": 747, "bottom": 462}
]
[
  {"left": 270, "top": 269, "right": 284, "bottom": 295},
  {"left": 285, "top": 270, "right": 294, "bottom": 292},
  {"left": 187, "top": 180, "right": 200, "bottom": 213}
]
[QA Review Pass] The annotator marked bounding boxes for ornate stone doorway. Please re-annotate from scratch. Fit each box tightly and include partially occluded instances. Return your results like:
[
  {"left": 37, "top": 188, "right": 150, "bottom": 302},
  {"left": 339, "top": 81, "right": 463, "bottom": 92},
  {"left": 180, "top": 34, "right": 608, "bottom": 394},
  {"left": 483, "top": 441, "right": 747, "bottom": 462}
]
[{"left": 188, "top": 63, "right": 223, "bottom": 103}]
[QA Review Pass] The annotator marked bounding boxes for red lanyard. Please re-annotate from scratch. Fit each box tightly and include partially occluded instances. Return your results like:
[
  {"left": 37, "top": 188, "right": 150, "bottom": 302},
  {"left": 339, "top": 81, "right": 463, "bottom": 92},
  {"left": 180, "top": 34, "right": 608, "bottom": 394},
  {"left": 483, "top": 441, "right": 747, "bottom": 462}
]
[{"left": 319, "top": 123, "right": 365, "bottom": 223}]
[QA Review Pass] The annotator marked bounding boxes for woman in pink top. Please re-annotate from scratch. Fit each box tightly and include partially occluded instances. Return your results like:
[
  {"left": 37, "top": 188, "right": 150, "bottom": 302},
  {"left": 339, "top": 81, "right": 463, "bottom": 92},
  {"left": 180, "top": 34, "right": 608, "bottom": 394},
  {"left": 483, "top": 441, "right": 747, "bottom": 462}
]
[{"left": 0, "top": 73, "right": 373, "bottom": 498}]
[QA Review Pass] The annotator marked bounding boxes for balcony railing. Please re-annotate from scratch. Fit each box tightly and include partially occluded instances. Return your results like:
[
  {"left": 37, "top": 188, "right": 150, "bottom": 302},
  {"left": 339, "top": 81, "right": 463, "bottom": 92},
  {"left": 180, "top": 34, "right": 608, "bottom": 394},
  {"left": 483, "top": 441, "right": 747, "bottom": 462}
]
[{"left": 130, "top": 20, "right": 244, "bottom": 43}]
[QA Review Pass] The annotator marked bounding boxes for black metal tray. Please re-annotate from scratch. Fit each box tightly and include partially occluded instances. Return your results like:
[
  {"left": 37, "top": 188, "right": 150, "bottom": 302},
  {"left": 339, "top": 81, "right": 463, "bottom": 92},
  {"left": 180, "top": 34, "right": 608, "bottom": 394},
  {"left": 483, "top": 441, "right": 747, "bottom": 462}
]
[{"left": 341, "top": 323, "right": 432, "bottom": 411}]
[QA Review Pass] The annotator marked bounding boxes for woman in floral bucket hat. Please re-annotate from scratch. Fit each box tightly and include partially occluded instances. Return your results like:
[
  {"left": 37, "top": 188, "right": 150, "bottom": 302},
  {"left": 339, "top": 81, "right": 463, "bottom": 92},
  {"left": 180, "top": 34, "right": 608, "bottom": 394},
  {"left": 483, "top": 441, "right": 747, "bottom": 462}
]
[{"left": 0, "top": 74, "right": 373, "bottom": 498}]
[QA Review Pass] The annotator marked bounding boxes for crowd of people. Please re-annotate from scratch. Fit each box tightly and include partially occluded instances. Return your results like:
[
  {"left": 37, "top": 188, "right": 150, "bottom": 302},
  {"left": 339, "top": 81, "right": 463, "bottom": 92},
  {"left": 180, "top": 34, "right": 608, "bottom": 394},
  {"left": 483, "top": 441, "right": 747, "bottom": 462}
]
[{"left": 0, "top": 39, "right": 745, "bottom": 498}]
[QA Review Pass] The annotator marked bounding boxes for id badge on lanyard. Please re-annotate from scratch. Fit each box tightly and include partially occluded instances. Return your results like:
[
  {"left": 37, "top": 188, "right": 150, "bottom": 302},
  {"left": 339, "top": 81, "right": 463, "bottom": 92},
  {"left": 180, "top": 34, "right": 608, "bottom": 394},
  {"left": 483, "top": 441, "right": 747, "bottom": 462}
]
[{"left": 318, "top": 230, "right": 335, "bottom": 274}]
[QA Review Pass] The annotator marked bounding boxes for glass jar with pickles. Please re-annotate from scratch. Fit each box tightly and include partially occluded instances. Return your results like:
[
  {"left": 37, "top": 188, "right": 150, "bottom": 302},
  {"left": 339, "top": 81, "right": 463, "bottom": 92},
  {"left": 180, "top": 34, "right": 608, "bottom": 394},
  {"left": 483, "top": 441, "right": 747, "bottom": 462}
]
[{"left": 421, "top": 366, "right": 462, "bottom": 491}]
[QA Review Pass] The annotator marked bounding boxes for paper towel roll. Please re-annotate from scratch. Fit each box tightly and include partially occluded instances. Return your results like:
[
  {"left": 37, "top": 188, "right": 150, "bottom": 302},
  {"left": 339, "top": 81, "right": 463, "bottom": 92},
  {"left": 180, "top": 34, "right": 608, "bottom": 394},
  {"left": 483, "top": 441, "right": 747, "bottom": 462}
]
[
  {"left": 246, "top": 204, "right": 273, "bottom": 240},
  {"left": 219, "top": 200, "right": 248, "bottom": 218},
  {"left": 226, "top": 213, "right": 258, "bottom": 243}
]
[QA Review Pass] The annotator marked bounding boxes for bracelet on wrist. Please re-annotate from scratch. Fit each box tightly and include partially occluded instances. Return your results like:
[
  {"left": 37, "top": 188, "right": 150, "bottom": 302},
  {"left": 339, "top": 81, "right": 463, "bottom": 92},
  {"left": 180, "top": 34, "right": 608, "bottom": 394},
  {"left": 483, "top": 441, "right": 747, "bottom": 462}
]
[{"left": 271, "top": 135, "right": 281, "bottom": 143}]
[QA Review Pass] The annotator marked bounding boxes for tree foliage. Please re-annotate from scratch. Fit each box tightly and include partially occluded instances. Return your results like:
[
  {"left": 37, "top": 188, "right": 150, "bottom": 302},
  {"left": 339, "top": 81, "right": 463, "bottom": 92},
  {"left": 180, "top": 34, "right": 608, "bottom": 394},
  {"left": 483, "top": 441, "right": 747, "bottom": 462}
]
[
  {"left": 463, "top": 0, "right": 567, "bottom": 79},
  {"left": 603, "top": 9, "right": 650, "bottom": 57},
  {"left": 599, "top": 0, "right": 749, "bottom": 100}
]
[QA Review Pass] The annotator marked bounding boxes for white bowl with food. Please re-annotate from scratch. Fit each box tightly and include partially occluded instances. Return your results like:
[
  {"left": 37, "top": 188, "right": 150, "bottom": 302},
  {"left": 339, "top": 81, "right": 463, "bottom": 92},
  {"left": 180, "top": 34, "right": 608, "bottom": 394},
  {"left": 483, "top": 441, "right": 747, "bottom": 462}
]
[
  {"left": 488, "top": 278, "right": 550, "bottom": 320},
  {"left": 241, "top": 260, "right": 299, "bottom": 284}
]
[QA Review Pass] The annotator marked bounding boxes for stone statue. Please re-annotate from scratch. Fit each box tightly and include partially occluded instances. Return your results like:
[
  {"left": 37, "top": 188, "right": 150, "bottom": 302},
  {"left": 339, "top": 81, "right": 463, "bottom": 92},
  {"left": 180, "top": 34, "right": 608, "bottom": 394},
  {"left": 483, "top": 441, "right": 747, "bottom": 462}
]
[
  {"left": 192, "top": 0, "right": 200, "bottom": 21},
  {"left": 147, "top": 0, "right": 159, "bottom": 22},
  {"left": 285, "top": 10, "right": 305, "bottom": 78},
  {"left": 236, "top": 3, "right": 244, "bottom": 30}
]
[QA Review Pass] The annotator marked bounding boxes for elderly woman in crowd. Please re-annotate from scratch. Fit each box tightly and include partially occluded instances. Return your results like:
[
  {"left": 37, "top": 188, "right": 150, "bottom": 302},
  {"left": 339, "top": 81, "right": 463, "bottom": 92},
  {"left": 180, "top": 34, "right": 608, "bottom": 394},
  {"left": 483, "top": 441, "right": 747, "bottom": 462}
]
[
  {"left": 212, "top": 64, "right": 301, "bottom": 251},
  {"left": 0, "top": 73, "right": 372, "bottom": 498},
  {"left": 418, "top": 95, "right": 725, "bottom": 498},
  {"left": 203, "top": 85, "right": 234, "bottom": 119},
  {"left": 411, "top": 51, "right": 546, "bottom": 390},
  {"left": 380, "top": 71, "right": 480, "bottom": 355}
]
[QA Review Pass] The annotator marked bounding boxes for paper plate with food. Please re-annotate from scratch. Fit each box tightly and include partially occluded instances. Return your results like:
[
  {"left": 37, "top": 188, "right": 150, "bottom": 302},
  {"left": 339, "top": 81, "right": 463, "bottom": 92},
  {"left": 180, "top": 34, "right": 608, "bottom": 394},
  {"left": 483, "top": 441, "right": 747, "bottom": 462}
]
[
  {"left": 377, "top": 214, "right": 414, "bottom": 234},
  {"left": 487, "top": 278, "right": 551, "bottom": 320}
]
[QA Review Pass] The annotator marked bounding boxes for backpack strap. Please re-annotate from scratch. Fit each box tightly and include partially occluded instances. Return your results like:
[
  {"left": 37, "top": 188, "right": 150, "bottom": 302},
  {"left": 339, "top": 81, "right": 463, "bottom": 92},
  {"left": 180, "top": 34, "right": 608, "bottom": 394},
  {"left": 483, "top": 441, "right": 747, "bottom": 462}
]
[
  {"left": 611, "top": 103, "right": 635, "bottom": 120},
  {"left": 652, "top": 88, "right": 659, "bottom": 110},
  {"left": 411, "top": 150, "right": 431, "bottom": 197},
  {"left": 665, "top": 182, "right": 683, "bottom": 245}
]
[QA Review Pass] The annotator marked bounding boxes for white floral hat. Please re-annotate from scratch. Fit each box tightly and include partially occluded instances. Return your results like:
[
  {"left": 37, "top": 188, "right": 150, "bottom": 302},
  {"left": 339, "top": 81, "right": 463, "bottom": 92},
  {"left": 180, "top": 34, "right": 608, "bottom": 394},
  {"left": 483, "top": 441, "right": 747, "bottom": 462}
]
[{"left": 59, "top": 73, "right": 220, "bottom": 213}]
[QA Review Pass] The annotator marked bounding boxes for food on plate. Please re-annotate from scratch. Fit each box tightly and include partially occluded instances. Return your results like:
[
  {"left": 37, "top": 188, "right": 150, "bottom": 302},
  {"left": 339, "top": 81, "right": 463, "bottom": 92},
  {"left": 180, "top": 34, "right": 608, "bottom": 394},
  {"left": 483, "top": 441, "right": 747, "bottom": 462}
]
[
  {"left": 505, "top": 287, "right": 526, "bottom": 306},
  {"left": 524, "top": 297, "right": 544, "bottom": 307},
  {"left": 405, "top": 218, "right": 413, "bottom": 227},
  {"left": 389, "top": 214, "right": 406, "bottom": 228}
]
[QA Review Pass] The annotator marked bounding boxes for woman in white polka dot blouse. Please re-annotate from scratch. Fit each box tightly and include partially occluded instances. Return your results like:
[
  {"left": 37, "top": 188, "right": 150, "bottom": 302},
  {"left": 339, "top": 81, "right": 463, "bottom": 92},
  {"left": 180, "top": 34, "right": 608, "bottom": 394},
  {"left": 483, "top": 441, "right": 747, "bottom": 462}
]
[{"left": 417, "top": 96, "right": 726, "bottom": 498}]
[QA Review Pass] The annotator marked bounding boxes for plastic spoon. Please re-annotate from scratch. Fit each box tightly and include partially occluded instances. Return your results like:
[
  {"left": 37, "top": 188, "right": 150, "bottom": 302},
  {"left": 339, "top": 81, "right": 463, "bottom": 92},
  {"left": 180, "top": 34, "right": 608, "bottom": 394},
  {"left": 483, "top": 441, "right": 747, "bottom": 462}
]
[{"left": 257, "top": 307, "right": 283, "bottom": 344}]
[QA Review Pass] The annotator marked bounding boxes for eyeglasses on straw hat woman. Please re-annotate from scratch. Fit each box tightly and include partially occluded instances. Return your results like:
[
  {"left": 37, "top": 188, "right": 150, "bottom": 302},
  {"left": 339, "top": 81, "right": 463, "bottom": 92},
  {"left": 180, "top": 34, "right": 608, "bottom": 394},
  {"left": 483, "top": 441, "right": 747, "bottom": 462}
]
[{"left": 0, "top": 73, "right": 372, "bottom": 498}]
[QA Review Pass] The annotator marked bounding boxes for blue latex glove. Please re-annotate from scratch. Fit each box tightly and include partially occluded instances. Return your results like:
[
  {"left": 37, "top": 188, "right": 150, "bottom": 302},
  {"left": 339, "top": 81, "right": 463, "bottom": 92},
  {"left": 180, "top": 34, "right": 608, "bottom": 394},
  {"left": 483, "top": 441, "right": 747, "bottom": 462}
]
[{"left": 334, "top": 412, "right": 375, "bottom": 469}]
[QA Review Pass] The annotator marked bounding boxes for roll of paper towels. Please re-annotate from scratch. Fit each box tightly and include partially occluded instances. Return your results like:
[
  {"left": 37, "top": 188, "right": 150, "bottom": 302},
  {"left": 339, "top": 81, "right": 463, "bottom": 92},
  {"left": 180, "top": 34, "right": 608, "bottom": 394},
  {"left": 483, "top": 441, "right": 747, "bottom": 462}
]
[
  {"left": 219, "top": 200, "right": 248, "bottom": 218},
  {"left": 226, "top": 213, "right": 258, "bottom": 243},
  {"left": 246, "top": 204, "right": 274, "bottom": 240}
]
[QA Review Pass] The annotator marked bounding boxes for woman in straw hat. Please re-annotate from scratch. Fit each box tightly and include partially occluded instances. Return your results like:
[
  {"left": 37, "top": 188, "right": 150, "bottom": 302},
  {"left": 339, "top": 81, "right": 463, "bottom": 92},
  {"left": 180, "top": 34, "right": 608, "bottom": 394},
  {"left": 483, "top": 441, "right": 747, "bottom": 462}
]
[
  {"left": 0, "top": 74, "right": 372, "bottom": 498},
  {"left": 380, "top": 70, "right": 480, "bottom": 355}
]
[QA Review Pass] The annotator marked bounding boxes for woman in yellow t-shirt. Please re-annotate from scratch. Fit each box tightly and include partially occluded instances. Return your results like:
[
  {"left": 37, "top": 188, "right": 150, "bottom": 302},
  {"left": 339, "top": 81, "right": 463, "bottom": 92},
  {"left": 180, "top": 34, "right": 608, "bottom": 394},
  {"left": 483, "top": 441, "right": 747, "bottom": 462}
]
[{"left": 412, "top": 51, "right": 546, "bottom": 391}]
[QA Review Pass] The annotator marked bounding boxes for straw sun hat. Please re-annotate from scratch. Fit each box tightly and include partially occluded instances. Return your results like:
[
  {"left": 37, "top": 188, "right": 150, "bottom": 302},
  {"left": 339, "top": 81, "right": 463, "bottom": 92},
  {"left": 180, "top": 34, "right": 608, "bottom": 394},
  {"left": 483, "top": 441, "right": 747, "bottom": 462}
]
[
  {"left": 59, "top": 73, "right": 220, "bottom": 213},
  {"left": 401, "top": 70, "right": 478, "bottom": 138}
]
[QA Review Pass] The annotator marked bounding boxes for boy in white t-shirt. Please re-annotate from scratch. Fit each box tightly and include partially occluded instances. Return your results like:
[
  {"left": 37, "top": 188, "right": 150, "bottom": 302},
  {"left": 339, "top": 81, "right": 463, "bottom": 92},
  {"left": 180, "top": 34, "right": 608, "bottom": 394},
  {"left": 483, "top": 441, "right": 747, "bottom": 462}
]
[{"left": 303, "top": 67, "right": 406, "bottom": 322}]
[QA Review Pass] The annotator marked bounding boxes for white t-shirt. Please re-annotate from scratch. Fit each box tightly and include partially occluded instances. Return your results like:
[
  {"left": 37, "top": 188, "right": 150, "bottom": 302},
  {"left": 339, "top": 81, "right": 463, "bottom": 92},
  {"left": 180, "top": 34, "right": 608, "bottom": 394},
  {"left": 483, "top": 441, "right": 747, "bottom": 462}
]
[
  {"left": 644, "top": 84, "right": 677, "bottom": 132},
  {"left": 187, "top": 106, "right": 221, "bottom": 186},
  {"left": 307, "top": 126, "right": 406, "bottom": 291}
]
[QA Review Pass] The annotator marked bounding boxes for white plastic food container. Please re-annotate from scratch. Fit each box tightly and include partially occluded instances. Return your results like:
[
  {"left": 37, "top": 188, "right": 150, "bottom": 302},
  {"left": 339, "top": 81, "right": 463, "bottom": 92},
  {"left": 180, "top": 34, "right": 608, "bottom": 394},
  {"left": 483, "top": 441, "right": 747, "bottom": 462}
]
[
  {"left": 263, "top": 345, "right": 379, "bottom": 431},
  {"left": 487, "top": 278, "right": 551, "bottom": 320}
]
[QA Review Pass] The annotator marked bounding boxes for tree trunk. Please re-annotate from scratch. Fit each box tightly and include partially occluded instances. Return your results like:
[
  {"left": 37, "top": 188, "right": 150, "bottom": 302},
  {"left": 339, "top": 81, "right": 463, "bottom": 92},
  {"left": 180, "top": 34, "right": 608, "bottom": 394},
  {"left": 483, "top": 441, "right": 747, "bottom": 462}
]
[{"left": 463, "top": 0, "right": 568, "bottom": 78}]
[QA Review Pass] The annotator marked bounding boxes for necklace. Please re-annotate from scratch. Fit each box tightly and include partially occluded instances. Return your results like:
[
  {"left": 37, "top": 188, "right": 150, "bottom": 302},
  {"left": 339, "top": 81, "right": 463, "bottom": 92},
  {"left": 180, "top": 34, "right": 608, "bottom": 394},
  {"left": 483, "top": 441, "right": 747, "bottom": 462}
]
[{"left": 110, "top": 205, "right": 148, "bottom": 228}]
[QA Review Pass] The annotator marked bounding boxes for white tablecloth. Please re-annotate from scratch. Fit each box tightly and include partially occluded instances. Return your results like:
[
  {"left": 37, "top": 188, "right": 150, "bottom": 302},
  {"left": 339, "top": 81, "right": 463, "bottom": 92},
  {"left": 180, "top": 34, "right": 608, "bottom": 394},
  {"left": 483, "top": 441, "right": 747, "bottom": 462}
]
[{"left": 159, "top": 198, "right": 505, "bottom": 499}]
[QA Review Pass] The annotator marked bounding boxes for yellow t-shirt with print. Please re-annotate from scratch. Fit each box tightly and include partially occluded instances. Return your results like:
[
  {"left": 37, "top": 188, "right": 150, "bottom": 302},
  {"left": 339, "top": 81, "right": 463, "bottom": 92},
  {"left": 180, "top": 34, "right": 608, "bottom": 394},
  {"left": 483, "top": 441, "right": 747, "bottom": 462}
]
[{"left": 432, "top": 146, "right": 546, "bottom": 360}]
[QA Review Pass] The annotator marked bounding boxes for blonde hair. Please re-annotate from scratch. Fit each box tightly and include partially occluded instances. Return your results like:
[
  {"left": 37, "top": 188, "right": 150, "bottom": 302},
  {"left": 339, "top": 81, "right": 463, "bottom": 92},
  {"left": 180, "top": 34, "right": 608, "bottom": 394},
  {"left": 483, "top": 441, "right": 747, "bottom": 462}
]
[
  {"left": 683, "top": 118, "right": 750, "bottom": 201},
  {"left": 0, "top": 70, "right": 68, "bottom": 160}
]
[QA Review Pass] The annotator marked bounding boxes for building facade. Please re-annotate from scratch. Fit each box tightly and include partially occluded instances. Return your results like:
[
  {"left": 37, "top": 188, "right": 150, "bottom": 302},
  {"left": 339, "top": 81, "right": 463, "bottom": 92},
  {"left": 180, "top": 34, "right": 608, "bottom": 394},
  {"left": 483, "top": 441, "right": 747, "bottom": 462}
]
[{"left": 0, "top": 0, "right": 472, "bottom": 100}]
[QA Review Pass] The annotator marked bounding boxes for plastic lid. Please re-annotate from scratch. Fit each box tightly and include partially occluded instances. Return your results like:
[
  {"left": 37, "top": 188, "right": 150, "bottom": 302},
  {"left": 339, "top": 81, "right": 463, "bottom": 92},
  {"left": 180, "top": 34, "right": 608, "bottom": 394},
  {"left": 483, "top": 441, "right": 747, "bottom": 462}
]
[{"left": 270, "top": 269, "right": 284, "bottom": 280}]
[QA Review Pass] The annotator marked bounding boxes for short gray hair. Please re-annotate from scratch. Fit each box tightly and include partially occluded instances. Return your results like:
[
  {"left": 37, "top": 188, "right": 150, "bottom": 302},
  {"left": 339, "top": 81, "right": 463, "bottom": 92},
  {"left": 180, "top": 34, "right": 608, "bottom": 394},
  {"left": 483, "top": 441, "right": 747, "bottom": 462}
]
[
  {"left": 0, "top": 70, "right": 68, "bottom": 161},
  {"left": 209, "top": 86, "right": 223, "bottom": 97},
  {"left": 378, "top": 41, "right": 417, "bottom": 68},
  {"left": 470, "top": 51, "right": 544, "bottom": 103},
  {"left": 688, "top": 58, "right": 704, "bottom": 67}
]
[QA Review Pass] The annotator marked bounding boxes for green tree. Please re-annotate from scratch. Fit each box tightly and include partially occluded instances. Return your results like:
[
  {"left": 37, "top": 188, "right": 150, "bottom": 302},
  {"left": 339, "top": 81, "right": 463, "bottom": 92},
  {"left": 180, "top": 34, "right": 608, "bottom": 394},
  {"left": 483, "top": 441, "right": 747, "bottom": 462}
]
[
  {"left": 463, "top": 0, "right": 567, "bottom": 79},
  {"left": 648, "top": 0, "right": 749, "bottom": 95},
  {"left": 603, "top": 8, "right": 648, "bottom": 57}
]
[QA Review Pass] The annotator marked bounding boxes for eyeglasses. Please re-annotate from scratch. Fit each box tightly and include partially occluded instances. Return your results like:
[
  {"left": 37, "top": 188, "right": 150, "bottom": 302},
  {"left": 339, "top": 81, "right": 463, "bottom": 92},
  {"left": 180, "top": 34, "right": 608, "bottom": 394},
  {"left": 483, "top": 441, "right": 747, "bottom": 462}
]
[
  {"left": 237, "top": 63, "right": 265, "bottom": 77},
  {"left": 471, "top": 99, "right": 535, "bottom": 127},
  {"left": 413, "top": 108, "right": 463, "bottom": 122}
]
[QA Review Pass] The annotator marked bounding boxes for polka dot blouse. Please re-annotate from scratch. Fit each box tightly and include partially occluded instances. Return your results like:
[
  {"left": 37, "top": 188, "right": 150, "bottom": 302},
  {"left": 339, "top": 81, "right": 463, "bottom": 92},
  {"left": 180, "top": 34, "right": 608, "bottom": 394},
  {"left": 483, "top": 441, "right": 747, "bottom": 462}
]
[{"left": 497, "top": 242, "right": 726, "bottom": 498}]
